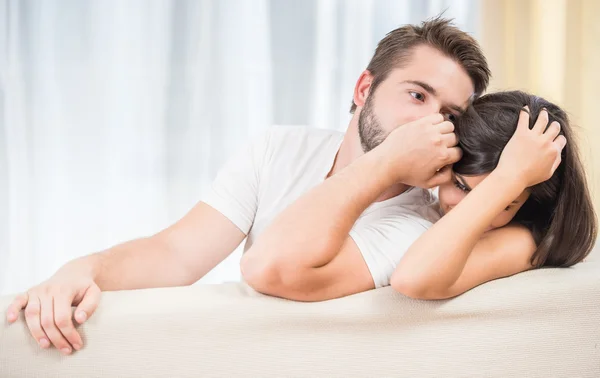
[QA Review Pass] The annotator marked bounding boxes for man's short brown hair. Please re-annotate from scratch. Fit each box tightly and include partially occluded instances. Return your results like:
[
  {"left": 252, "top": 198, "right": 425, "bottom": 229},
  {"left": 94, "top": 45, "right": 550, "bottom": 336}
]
[{"left": 350, "top": 16, "right": 491, "bottom": 113}]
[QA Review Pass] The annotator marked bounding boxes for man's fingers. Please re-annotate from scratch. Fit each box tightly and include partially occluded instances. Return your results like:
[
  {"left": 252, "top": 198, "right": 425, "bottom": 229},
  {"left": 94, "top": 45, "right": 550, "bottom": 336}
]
[
  {"left": 532, "top": 108, "right": 549, "bottom": 134},
  {"left": 54, "top": 295, "right": 84, "bottom": 351},
  {"left": 39, "top": 295, "right": 73, "bottom": 355},
  {"left": 436, "top": 120, "right": 455, "bottom": 134},
  {"left": 24, "top": 296, "right": 51, "bottom": 349},
  {"left": 443, "top": 147, "right": 462, "bottom": 165},
  {"left": 441, "top": 132, "right": 458, "bottom": 147},
  {"left": 420, "top": 113, "right": 445, "bottom": 126},
  {"left": 517, "top": 106, "right": 530, "bottom": 131},
  {"left": 74, "top": 284, "right": 101, "bottom": 324},
  {"left": 6, "top": 293, "right": 29, "bottom": 323}
]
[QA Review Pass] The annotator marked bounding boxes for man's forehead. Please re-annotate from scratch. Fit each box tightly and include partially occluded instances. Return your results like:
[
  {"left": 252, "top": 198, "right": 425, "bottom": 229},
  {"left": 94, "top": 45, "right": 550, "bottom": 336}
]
[{"left": 385, "top": 47, "right": 476, "bottom": 106}]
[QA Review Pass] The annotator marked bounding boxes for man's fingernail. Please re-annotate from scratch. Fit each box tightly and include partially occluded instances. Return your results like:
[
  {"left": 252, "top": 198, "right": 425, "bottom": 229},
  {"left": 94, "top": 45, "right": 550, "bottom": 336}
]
[
  {"left": 7, "top": 312, "right": 16, "bottom": 321},
  {"left": 72, "top": 343, "right": 81, "bottom": 351},
  {"left": 77, "top": 311, "right": 87, "bottom": 322},
  {"left": 61, "top": 347, "right": 72, "bottom": 355},
  {"left": 39, "top": 338, "right": 50, "bottom": 348}
]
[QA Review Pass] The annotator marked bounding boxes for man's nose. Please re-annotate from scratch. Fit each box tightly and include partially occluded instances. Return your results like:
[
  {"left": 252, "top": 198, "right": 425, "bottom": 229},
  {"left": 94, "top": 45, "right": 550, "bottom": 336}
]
[
  {"left": 418, "top": 104, "right": 444, "bottom": 121},
  {"left": 406, "top": 108, "right": 442, "bottom": 123}
]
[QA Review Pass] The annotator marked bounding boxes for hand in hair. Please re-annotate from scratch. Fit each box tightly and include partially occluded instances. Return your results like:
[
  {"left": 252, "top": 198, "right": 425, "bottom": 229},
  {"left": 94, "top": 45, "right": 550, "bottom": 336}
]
[
  {"left": 376, "top": 113, "right": 461, "bottom": 188},
  {"left": 497, "top": 107, "right": 567, "bottom": 189}
]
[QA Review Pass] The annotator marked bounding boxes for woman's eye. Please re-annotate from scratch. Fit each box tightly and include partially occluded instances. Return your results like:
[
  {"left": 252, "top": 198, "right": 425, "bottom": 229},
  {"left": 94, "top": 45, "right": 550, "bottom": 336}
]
[
  {"left": 453, "top": 180, "right": 468, "bottom": 193},
  {"left": 409, "top": 91, "right": 425, "bottom": 102},
  {"left": 504, "top": 206, "right": 512, "bottom": 212}
]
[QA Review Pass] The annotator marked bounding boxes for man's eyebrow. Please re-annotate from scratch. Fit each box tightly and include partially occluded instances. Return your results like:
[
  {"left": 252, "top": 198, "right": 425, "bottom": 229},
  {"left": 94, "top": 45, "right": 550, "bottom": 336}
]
[
  {"left": 455, "top": 173, "right": 520, "bottom": 204},
  {"left": 449, "top": 104, "right": 467, "bottom": 114},
  {"left": 402, "top": 80, "right": 466, "bottom": 114},
  {"left": 402, "top": 80, "right": 437, "bottom": 96}
]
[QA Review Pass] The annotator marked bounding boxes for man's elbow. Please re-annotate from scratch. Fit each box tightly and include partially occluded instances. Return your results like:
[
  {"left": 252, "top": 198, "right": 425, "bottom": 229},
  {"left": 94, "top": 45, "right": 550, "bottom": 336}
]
[
  {"left": 390, "top": 274, "right": 453, "bottom": 300},
  {"left": 240, "top": 254, "right": 324, "bottom": 301},
  {"left": 241, "top": 253, "right": 278, "bottom": 291},
  {"left": 240, "top": 254, "right": 297, "bottom": 295}
]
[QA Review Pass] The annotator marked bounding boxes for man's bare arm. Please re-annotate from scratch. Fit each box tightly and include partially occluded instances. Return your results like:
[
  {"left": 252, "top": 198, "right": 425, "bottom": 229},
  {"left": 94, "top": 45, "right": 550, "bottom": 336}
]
[
  {"left": 5, "top": 201, "right": 245, "bottom": 353},
  {"left": 242, "top": 114, "right": 459, "bottom": 300},
  {"left": 92, "top": 202, "right": 245, "bottom": 290}
]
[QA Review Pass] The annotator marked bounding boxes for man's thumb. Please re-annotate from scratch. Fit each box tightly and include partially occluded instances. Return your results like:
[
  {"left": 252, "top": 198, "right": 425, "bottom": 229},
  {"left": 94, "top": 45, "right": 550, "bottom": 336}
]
[
  {"left": 74, "top": 284, "right": 101, "bottom": 324},
  {"left": 428, "top": 165, "right": 453, "bottom": 188}
]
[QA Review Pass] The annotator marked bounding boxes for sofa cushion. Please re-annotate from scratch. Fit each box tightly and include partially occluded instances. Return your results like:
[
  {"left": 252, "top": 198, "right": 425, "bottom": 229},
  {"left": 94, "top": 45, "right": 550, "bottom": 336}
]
[{"left": 1, "top": 259, "right": 599, "bottom": 377}]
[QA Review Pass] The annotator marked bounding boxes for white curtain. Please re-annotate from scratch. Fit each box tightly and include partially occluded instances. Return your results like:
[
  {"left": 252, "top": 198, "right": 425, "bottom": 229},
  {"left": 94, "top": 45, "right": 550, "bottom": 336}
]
[{"left": 0, "top": 0, "right": 478, "bottom": 295}]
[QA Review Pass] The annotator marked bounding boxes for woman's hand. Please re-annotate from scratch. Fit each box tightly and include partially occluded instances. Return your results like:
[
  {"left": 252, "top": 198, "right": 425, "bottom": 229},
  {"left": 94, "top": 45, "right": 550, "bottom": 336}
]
[{"left": 496, "top": 106, "right": 567, "bottom": 189}]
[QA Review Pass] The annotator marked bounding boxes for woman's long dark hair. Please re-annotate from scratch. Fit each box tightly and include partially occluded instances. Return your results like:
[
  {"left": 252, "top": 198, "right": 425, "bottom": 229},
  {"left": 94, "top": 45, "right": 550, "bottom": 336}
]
[{"left": 453, "top": 90, "right": 597, "bottom": 268}]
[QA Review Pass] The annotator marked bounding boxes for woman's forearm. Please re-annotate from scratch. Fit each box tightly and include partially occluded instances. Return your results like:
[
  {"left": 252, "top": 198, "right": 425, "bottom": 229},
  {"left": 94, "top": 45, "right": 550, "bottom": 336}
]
[{"left": 393, "top": 171, "right": 526, "bottom": 290}]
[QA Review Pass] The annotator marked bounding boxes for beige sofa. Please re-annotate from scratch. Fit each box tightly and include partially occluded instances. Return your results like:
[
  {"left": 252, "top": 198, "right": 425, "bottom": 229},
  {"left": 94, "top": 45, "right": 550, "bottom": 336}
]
[{"left": 1, "top": 253, "right": 599, "bottom": 378}]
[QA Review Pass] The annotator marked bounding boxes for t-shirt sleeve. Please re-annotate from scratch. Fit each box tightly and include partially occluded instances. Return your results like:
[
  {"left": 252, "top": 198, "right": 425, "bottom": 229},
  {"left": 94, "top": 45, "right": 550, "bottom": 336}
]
[
  {"left": 349, "top": 213, "right": 434, "bottom": 288},
  {"left": 202, "top": 130, "right": 272, "bottom": 235}
]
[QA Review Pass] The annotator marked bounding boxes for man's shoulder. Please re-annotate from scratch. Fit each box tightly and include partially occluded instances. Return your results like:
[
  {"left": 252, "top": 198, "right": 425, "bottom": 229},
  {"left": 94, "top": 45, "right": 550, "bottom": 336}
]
[
  {"left": 258, "top": 126, "right": 344, "bottom": 159},
  {"left": 266, "top": 125, "right": 344, "bottom": 143}
]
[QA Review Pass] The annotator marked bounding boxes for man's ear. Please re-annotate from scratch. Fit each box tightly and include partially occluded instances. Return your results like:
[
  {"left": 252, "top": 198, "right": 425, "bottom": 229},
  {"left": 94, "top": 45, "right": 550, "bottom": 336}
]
[{"left": 353, "top": 70, "right": 374, "bottom": 109}]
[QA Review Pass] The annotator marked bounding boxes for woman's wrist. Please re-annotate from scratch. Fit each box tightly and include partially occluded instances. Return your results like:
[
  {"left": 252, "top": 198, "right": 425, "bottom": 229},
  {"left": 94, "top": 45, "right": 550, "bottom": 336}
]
[{"left": 489, "top": 168, "right": 529, "bottom": 193}]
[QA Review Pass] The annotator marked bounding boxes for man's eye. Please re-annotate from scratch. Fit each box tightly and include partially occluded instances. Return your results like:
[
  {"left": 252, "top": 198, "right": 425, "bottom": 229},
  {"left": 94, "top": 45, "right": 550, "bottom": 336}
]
[{"left": 409, "top": 91, "right": 425, "bottom": 102}]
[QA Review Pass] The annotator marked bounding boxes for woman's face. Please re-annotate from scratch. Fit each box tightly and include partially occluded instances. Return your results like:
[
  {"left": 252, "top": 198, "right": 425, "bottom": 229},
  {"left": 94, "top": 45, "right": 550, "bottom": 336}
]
[{"left": 437, "top": 172, "right": 531, "bottom": 231}]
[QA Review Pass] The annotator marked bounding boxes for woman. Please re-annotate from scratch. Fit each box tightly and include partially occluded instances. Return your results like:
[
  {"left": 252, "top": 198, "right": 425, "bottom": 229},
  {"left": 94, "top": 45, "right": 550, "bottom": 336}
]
[{"left": 391, "top": 90, "right": 597, "bottom": 300}]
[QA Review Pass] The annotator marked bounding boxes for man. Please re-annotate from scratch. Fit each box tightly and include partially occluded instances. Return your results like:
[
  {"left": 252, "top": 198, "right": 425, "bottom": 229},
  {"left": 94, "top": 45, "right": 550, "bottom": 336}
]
[{"left": 5, "top": 18, "right": 489, "bottom": 355}]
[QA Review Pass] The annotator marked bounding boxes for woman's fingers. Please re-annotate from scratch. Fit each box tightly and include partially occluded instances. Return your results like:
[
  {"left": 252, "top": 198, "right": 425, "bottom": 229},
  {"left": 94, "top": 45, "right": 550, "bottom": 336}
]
[
  {"left": 532, "top": 108, "right": 549, "bottom": 134},
  {"left": 555, "top": 134, "right": 567, "bottom": 148},
  {"left": 517, "top": 106, "right": 530, "bottom": 131},
  {"left": 544, "top": 121, "right": 561, "bottom": 141},
  {"left": 551, "top": 135, "right": 567, "bottom": 172}
]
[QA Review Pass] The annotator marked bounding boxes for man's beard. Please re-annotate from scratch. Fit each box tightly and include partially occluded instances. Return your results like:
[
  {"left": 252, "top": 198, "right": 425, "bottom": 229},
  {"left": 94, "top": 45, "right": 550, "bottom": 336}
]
[{"left": 358, "top": 95, "right": 386, "bottom": 153}]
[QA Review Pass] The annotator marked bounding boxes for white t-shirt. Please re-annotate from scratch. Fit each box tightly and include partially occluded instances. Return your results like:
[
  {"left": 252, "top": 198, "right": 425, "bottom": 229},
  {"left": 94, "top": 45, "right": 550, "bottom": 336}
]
[{"left": 203, "top": 126, "right": 442, "bottom": 288}]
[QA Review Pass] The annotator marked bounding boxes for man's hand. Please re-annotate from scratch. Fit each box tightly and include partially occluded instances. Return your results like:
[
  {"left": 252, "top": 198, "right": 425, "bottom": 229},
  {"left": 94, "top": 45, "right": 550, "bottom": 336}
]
[
  {"left": 376, "top": 113, "right": 461, "bottom": 188},
  {"left": 5, "top": 201, "right": 247, "bottom": 355},
  {"left": 5, "top": 264, "right": 101, "bottom": 355}
]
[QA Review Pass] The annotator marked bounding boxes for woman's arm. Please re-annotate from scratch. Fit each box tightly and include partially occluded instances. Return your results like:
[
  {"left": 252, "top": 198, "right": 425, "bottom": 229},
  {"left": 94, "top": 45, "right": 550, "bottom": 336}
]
[
  {"left": 391, "top": 107, "right": 566, "bottom": 300},
  {"left": 391, "top": 171, "right": 535, "bottom": 300}
]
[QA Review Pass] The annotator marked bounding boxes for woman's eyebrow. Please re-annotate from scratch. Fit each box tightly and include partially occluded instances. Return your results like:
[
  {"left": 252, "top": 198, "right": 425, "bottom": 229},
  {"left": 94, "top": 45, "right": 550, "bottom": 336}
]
[{"left": 454, "top": 174, "right": 473, "bottom": 191}]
